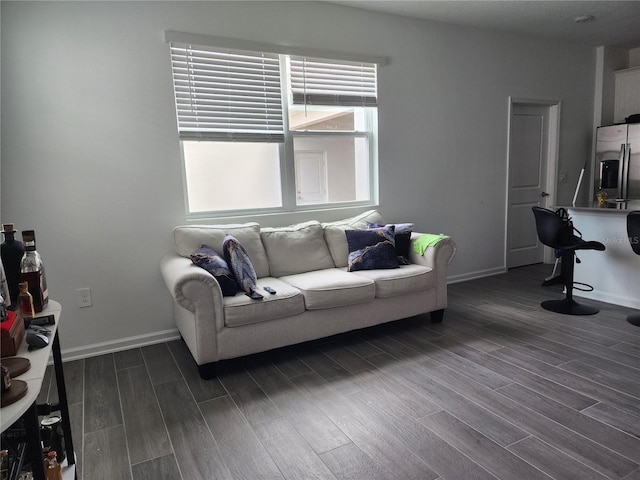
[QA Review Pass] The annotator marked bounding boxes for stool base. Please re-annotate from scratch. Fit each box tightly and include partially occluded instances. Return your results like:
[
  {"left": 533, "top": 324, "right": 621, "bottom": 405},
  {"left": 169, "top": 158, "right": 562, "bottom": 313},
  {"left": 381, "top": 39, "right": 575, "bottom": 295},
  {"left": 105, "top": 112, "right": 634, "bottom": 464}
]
[
  {"left": 627, "top": 314, "right": 640, "bottom": 327},
  {"left": 541, "top": 298, "right": 599, "bottom": 316}
]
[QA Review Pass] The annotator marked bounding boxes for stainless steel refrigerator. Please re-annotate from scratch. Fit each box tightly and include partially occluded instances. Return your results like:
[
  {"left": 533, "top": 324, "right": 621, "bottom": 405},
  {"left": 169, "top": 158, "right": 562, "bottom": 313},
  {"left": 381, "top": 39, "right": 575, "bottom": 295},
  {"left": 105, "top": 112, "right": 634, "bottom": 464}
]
[{"left": 593, "top": 123, "right": 640, "bottom": 209}]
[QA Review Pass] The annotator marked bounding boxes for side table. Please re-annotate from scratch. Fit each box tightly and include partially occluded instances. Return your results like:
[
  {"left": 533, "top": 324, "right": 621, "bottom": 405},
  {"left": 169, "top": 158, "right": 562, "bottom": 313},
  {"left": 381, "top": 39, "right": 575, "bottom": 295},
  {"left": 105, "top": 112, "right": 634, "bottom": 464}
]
[{"left": 1, "top": 301, "right": 76, "bottom": 479}]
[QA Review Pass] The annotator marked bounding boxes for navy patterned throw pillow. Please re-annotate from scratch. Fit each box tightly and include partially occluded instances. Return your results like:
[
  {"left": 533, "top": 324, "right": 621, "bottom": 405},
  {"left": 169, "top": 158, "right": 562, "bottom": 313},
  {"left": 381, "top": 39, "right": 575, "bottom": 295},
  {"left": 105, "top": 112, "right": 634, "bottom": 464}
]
[
  {"left": 367, "top": 222, "right": 414, "bottom": 264},
  {"left": 222, "top": 234, "right": 258, "bottom": 294},
  {"left": 190, "top": 245, "right": 238, "bottom": 297},
  {"left": 346, "top": 225, "right": 399, "bottom": 272}
]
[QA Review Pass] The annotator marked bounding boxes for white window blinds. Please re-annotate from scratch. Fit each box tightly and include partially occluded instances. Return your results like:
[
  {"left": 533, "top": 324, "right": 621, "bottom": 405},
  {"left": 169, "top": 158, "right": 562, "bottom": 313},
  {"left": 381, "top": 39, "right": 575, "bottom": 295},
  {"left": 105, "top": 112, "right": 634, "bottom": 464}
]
[
  {"left": 288, "top": 56, "right": 378, "bottom": 107},
  {"left": 169, "top": 43, "right": 284, "bottom": 142}
]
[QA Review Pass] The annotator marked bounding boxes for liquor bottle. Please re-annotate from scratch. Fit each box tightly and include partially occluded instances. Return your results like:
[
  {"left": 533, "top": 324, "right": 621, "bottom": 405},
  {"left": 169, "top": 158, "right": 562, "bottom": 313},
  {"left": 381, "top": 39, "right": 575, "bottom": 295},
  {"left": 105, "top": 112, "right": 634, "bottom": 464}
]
[
  {"left": 20, "top": 230, "right": 48, "bottom": 313},
  {"left": 1, "top": 365, "right": 10, "bottom": 392},
  {"left": 0, "top": 266, "right": 9, "bottom": 314},
  {"left": 0, "top": 294, "right": 6, "bottom": 323},
  {"left": 1, "top": 223, "right": 25, "bottom": 308},
  {"left": 1, "top": 449, "right": 8, "bottom": 480},
  {"left": 44, "top": 451, "right": 63, "bottom": 480},
  {"left": 18, "top": 281, "right": 35, "bottom": 325},
  {"left": 40, "top": 416, "right": 66, "bottom": 463}
]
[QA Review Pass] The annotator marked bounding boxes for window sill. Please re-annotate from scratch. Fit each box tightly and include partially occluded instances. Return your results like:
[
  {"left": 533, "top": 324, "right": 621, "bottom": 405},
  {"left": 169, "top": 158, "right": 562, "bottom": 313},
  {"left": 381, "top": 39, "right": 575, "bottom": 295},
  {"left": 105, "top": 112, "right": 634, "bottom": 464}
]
[{"left": 185, "top": 203, "right": 380, "bottom": 226}]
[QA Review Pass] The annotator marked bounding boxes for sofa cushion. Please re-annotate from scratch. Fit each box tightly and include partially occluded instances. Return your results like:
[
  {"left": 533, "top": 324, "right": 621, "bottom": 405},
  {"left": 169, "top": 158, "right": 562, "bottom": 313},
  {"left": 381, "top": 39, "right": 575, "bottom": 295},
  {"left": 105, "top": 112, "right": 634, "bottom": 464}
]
[
  {"left": 261, "top": 221, "right": 335, "bottom": 277},
  {"left": 352, "top": 264, "right": 435, "bottom": 298},
  {"left": 190, "top": 245, "right": 238, "bottom": 297},
  {"left": 223, "top": 235, "right": 258, "bottom": 294},
  {"left": 346, "top": 226, "right": 399, "bottom": 272},
  {"left": 280, "top": 268, "right": 375, "bottom": 310},
  {"left": 174, "top": 223, "right": 270, "bottom": 278},
  {"left": 323, "top": 210, "right": 384, "bottom": 268},
  {"left": 223, "top": 278, "right": 305, "bottom": 327}
]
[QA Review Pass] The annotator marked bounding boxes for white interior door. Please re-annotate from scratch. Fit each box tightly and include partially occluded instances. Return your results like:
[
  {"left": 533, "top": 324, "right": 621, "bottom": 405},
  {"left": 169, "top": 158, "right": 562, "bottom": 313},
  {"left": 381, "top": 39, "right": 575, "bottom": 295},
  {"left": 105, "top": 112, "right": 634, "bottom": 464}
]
[
  {"left": 295, "top": 150, "right": 328, "bottom": 204},
  {"left": 507, "top": 103, "right": 556, "bottom": 268}
]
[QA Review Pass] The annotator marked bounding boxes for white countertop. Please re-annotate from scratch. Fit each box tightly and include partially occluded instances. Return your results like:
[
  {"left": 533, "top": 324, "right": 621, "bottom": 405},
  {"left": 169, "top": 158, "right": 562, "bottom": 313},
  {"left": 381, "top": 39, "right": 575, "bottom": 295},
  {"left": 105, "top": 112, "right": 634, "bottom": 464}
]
[
  {"left": 555, "top": 205, "right": 635, "bottom": 214},
  {"left": 1, "top": 301, "right": 62, "bottom": 431}
]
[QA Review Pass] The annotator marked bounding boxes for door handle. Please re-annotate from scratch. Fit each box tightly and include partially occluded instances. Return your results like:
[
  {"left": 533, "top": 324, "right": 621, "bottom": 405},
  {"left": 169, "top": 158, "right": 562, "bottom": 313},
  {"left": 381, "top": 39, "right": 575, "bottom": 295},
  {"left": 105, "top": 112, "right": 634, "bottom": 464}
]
[{"left": 541, "top": 192, "right": 550, "bottom": 197}]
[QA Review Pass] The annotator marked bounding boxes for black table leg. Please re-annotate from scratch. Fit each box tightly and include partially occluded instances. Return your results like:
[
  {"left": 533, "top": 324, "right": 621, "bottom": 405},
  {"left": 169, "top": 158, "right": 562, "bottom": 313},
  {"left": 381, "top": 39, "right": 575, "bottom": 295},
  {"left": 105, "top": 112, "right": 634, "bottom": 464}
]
[
  {"left": 24, "top": 402, "right": 45, "bottom": 480},
  {"left": 52, "top": 331, "right": 75, "bottom": 466}
]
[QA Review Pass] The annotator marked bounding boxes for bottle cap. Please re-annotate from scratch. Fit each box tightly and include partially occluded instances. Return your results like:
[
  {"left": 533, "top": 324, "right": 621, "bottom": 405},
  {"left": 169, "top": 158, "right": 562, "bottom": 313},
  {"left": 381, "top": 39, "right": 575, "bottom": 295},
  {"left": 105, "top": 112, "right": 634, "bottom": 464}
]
[
  {"left": 21, "top": 230, "right": 36, "bottom": 249},
  {"left": 1, "top": 224, "right": 16, "bottom": 233}
]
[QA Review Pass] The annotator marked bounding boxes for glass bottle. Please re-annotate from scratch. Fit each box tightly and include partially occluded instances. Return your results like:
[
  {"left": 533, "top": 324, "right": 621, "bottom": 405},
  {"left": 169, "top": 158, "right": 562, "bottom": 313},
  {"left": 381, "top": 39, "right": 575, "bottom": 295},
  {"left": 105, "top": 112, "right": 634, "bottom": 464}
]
[
  {"left": 45, "top": 451, "right": 63, "bottom": 480},
  {"left": 40, "top": 416, "right": 66, "bottom": 463},
  {"left": 1, "top": 365, "right": 10, "bottom": 393},
  {"left": 596, "top": 189, "right": 608, "bottom": 208},
  {"left": 18, "top": 281, "right": 35, "bottom": 325},
  {"left": 0, "top": 294, "right": 6, "bottom": 323},
  {"left": 1, "top": 223, "right": 25, "bottom": 308},
  {"left": 20, "top": 230, "right": 48, "bottom": 313}
]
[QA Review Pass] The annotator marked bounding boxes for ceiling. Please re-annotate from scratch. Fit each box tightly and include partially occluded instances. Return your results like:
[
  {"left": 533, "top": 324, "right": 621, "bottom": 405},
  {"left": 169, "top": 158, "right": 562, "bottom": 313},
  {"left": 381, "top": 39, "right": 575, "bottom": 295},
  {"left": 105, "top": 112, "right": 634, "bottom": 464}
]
[{"left": 327, "top": 1, "right": 640, "bottom": 48}]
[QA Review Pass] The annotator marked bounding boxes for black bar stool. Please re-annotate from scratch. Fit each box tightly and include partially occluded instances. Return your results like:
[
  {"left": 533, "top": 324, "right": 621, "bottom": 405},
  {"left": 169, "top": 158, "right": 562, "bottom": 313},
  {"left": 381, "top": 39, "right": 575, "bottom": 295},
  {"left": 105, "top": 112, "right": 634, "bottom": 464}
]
[
  {"left": 627, "top": 211, "right": 640, "bottom": 326},
  {"left": 531, "top": 207, "right": 605, "bottom": 315}
]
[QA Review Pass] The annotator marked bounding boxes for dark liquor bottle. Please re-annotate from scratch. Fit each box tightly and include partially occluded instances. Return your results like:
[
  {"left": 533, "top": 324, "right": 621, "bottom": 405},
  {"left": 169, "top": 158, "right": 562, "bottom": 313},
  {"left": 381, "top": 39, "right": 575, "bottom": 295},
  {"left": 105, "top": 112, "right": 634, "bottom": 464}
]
[
  {"left": 1, "top": 223, "right": 25, "bottom": 308},
  {"left": 20, "top": 230, "right": 48, "bottom": 313}
]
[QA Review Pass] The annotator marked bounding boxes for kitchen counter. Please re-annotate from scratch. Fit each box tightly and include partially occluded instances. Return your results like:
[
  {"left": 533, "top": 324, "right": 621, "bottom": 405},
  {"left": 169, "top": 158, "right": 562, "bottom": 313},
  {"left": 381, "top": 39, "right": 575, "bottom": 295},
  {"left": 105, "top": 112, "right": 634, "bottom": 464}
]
[
  {"left": 565, "top": 206, "right": 632, "bottom": 214},
  {"left": 562, "top": 208, "right": 639, "bottom": 310},
  {"left": 566, "top": 201, "right": 640, "bottom": 212}
]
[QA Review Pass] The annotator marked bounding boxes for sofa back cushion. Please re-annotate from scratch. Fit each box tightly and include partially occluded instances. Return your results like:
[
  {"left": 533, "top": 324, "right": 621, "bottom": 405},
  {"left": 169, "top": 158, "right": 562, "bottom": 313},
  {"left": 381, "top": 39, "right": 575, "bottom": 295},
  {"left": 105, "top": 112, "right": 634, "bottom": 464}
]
[
  {"left": 261, "top": 221, "right": 335, "bottom": 277},
  {"left": 323, "top": 210, "right": 384, "bottom": 267},
  {"left": 174, "top": 223, "right": 270, "bottom": 278}
]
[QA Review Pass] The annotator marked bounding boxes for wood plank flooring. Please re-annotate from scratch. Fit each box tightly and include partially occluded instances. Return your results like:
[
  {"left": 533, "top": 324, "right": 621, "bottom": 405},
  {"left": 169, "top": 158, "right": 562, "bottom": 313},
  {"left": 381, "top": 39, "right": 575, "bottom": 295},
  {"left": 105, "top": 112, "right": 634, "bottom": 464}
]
[{"left": 41, "top": 264, "right": 640, "bottom": 479}]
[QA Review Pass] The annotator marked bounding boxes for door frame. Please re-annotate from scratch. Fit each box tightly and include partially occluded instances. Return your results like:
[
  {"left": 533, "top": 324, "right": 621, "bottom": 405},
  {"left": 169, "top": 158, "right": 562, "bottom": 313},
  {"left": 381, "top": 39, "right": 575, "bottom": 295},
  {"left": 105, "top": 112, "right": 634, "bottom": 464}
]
[{"left": 505, "top": 97, "right": 561, "bottom": 267}]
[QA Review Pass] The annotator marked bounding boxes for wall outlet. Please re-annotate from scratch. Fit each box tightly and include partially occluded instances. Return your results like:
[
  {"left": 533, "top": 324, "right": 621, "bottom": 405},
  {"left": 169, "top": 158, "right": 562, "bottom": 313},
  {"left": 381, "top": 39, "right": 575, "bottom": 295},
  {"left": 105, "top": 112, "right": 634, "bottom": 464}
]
[{"left": 76, "top": 287, "right": 92, "bottom": 308}]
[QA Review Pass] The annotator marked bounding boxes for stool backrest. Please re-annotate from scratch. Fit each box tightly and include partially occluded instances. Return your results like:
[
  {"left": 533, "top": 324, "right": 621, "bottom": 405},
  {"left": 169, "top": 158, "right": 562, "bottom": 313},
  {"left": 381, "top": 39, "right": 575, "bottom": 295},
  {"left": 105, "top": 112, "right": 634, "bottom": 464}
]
[{"left": 532, "top": 206, "right": 573, "bottom": 249}]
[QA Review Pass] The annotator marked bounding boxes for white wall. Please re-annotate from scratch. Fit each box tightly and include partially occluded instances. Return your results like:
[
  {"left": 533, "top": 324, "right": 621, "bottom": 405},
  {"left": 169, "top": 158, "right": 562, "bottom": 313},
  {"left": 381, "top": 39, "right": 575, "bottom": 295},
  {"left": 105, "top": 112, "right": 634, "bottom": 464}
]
[
  {"left": 628, "top": 46, "right": 640, "bottom": 68},
  {"left": 1, "top": 1, "right": 596, "bottom": 358}
]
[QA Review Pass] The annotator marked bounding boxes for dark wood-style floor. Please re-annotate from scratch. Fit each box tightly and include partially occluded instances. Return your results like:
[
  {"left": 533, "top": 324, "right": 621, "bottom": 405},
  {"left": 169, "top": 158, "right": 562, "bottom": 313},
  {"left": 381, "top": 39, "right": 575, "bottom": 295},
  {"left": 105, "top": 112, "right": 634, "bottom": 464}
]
[{"left": 39, "top": 264, "right": 640, "bottom": 480}]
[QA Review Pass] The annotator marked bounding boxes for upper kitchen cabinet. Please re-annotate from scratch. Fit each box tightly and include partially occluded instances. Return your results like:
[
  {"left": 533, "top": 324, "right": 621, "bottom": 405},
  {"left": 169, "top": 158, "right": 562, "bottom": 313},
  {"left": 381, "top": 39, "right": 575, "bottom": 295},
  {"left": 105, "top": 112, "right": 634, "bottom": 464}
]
[{"left": 614, "top": 66, "right": 640, "bottom": 123}]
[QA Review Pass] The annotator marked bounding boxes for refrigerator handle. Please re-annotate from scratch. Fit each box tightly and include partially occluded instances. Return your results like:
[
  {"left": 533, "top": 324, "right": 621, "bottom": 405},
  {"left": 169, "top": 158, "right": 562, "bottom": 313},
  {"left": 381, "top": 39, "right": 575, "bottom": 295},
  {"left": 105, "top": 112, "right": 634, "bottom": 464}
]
[
  {"left": 622, "top": 142, "right": 631, "bottom": 200},
  {"left": 618, "top": 143, "right": 626, "bottom": 199}
]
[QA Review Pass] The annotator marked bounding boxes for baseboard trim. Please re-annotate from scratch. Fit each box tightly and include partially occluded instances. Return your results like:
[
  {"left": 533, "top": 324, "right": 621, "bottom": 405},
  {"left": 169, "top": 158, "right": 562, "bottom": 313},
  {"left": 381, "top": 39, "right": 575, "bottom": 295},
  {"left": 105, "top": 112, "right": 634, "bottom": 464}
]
[
  {"left": 65, "top": 266, "right": 590, "bottom": 362},
  {"left": 448, "top": 266, "right": 507, "bottom": 284},
  {"left": 574, "top": 290, "right": 640, "bottom": 310},
  {"left": 61, "top": 328, "right": 181, "bottom": 363}
]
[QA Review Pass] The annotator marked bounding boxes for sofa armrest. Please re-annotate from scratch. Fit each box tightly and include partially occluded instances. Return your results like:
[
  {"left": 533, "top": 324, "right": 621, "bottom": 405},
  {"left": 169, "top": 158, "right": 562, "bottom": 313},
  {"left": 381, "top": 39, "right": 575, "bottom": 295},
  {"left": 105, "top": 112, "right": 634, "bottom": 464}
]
[
  {"left": 160, "top": 254, "right": 226, "bottom": 365},
  {"left": 408, "top": 233, "right": 456, "bottom": 309},
  {"left": 408, "top": 233, "right": 456, "bottom": 268},
  {"left": 160, "top": 254, "right": 223, "bottom": 312}
]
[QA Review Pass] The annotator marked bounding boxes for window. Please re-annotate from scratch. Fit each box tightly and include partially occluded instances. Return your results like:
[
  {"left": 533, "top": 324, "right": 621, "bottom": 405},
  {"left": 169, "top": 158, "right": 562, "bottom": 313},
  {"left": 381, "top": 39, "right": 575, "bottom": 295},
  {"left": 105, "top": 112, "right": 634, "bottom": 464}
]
[{"left": 167, "top": 33, "right": 380, "bottom": 217}]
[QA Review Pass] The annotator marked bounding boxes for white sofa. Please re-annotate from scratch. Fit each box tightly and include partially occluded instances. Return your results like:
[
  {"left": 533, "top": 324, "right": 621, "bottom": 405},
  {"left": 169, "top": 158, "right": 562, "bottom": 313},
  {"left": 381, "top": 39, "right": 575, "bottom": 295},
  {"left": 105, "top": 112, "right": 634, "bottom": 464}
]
[{"left": 160, "top": 210, "right": 456, "bottom": 378}]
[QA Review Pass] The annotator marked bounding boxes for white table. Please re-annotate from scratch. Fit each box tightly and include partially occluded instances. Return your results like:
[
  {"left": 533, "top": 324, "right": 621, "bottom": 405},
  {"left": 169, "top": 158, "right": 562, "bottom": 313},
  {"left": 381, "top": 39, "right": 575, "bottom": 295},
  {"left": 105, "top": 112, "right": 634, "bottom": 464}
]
[{"left": 1, "top": 301, "right": 76, "bottom": 479}]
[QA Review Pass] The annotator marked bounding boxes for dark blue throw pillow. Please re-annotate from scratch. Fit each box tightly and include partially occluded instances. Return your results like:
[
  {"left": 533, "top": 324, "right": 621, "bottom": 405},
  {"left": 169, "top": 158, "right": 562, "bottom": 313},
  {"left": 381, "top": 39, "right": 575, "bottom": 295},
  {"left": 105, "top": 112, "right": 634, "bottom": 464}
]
[
  {"left": 222, "top": 234, "right": 258, "bottom": 293},
  {"left": 367, "top": 222, "right": 414, "bottom": 264},
  {"left": 346, "top": 226, "right": 399, "bottom": 272},
  {"left": 190, "top": 245, "right": 238, "bottom": 297}
]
